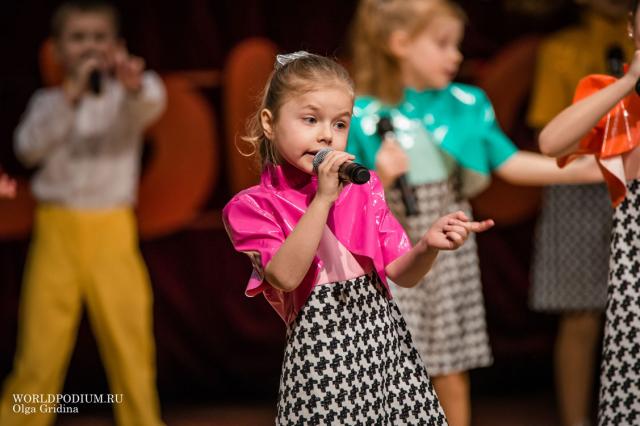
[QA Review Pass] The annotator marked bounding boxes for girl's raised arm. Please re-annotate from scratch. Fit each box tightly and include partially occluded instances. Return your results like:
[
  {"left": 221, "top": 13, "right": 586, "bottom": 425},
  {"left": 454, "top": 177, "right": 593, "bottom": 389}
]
[{"left": 539, "top": 51, "right": 640, "bottom": 158}]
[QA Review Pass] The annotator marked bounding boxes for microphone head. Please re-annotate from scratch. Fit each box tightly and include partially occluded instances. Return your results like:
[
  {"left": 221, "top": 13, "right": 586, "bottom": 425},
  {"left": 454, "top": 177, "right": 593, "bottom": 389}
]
[
  {"left": 312, "top": 148, "right": 333, "bottom": 173},
  {"left": 89, "top": 69, "right": 102, "bottom": 95},
  {"left": 606, "top": 44, "right": 625, "bottom": 78},
  {"left": 350, "top": 166, "right": 371, "bottom": 184},
  {"left": 376, "top": 117, "right": 394, "bottom": 136}
]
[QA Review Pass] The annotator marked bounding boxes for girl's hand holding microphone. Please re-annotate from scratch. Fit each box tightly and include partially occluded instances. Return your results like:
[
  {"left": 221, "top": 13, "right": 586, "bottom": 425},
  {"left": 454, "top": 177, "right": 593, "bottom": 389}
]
[
  {"left": 375, "top": 140, "right": 409, "bottom": 188},
  {"left": 314, "top": 150, "right": 356, "bottom": 204},
  {"left": 63, "top": 54, "right": 102, "bottom": 105}
]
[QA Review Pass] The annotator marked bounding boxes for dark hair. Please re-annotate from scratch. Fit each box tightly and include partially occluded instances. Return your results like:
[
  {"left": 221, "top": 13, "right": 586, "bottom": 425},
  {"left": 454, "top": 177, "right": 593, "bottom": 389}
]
[
  {"left": 242, "top": 52, "right": 354, "bottom": 168},
  {"left": 51, "top": 0, "right": 120, "bottom": 38},
  {"left": 633, "top": 0, "right": 639, "bottom": 17}
]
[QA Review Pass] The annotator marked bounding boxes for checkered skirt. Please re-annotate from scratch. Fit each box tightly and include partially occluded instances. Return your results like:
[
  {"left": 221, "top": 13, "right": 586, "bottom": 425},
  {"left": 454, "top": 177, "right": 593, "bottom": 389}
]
[
  {"left": 530, "top": 184, "right": 612, "bottom": 312},
  {"left": 276, "top": 272, "right": 447, "bottom": 425},
  {"left": 598, "top": 179, "right": 640, "bottom": 425},
  {"left": 385, "top": 179, "right": 492, "bottom": 376}
]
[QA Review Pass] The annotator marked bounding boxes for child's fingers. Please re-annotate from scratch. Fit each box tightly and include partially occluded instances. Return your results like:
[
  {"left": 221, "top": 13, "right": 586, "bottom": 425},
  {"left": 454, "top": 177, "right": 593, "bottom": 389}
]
[
  {"left": 443, "top": 224, "right": 468, "bottom": 238},
  {"left": 333, "top": 152, "right": 356, "bottom": 171},
  {"left": 449, "top": 218, "right": 494, "bottom": 233},
  {"left": 469, "top": 219, "right": 495, "bottom": 232},
  {"left": 123, "top": 57, "right": 144, "bottom": 78},
  {"left": 449, "top": 210, "right": 469, "bottom": 222},
  {"left": 445, "top": 231, "right": 464, "bottom": 246},
  {"left": 317, "top": 150, "right": 341, "bottom": 173},
  {"left": 76, "top": 57, "right": 100, "bottom": 80},
  {"left": 318, "top": 151, "right": 354, "bottom": 174},
  {"left": 130, "top": 56, "right": 145, "bottom": 73}
]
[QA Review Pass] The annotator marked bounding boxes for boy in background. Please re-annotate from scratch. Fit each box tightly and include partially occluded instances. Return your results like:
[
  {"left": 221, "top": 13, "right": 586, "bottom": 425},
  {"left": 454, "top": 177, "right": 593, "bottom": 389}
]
[{"left": 0, "top": 1, "right": 166, "bottom": 425}]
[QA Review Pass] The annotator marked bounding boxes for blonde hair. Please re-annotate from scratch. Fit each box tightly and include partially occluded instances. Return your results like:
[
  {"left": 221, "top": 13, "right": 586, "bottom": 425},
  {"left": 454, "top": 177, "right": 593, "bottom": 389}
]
[
  {"left": 352, "top": 0, "right": 466, "bottom": 105},
  {"left": 242, "top": 52, "right": 354, "bottom": 168}
]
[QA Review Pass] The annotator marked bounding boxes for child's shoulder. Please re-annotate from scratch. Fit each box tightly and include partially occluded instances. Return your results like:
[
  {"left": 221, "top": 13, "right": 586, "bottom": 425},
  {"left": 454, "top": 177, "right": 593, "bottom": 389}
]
[
  {"left": 222, "top": 184, "right": 279, "bottom": 228},
  {"left": 353, "top": 95, "right": 386, "bottom": 118},
  {"left": 225, "top": 184, "right": 269, "bottom": 209},
  {"left": 445, "top": 83, "right": 489, "bottom": 105},
  {"left": 27, "top": 87, "right": 64, "bottom": 105}
]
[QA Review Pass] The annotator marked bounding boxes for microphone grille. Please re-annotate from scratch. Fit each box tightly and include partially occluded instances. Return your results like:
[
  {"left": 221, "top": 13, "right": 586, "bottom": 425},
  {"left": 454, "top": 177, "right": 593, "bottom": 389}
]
[
  {"left": 312, "top": 148, "right": 333, "bottom": 172},
  {"left": 376, "top": 117, "right": 394, "bottom": 136}
]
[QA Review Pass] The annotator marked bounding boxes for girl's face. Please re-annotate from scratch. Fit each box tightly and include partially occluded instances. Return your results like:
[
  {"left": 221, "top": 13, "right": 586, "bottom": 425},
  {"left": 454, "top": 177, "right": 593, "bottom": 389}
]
[
  {"left": 261, "top": 84, "right": 354, "bottom": 175},
  {"left": 395, "top": 14, "right": 464, "bottom": 90}
]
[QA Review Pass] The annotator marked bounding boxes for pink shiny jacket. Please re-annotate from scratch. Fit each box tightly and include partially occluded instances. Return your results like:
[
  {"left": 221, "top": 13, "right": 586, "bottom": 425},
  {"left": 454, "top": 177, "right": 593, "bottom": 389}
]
[{"left": 222, "top": 163, "right": 412, "bottom": 324}]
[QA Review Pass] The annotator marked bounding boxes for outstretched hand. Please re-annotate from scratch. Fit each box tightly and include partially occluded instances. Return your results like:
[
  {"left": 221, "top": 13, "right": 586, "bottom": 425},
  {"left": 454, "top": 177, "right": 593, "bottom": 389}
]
[
  {"left": 422, "top": 211, "right": 494, "bottom": 250},
  {"left": 112, "top": 47, "right": 145, "bottom": 93}
]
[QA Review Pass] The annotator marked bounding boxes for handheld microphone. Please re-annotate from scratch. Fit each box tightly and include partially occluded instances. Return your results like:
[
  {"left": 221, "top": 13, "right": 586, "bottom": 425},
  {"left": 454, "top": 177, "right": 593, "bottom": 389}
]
[
  {"left": 606, "top": 43, "right": 640, "bottom": 95},
  {"left": 606, "top": 44, "right": 625, "bottom": 78},
  {"left": 376, "top": 117, "right": 419, "bottom": 216},
  {"left": 312, "top": 148, "right": 370, "bottom": 184},
  {"left": 88, "top": 69, "right": 102, "bottom": 95}
]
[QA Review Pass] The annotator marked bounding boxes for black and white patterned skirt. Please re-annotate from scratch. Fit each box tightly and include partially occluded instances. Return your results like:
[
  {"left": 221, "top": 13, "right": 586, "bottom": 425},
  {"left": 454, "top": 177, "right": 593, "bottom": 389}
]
[
  {"left": 598, "top": 179, "right": 640, "bottom": 425},
  {"left": 385, "top": 179, "right": 492, "bottom": 376},
  {"left": 530, "top": 184, "right": 612, "bottom": 312},
  {"left": 276, "top": 272, "right": 448, "bottom": 425}
]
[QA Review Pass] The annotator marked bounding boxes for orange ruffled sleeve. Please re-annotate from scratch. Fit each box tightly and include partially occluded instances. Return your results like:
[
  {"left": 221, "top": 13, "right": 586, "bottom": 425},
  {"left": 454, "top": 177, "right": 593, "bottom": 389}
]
[{"left": 558, "top": 73, "right": 640, "bottom": 206}]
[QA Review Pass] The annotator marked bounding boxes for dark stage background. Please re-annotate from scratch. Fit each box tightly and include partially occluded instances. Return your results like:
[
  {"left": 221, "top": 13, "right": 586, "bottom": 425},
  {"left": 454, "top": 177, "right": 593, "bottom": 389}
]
[{"left": 0, "top": 0, "right": 586, "bottom": 406}]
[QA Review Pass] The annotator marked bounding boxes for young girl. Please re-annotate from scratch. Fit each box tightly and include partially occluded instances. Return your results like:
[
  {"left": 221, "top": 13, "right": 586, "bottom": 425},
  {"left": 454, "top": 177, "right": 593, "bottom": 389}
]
[
  {"left": 348, "top": 1, "right": 602, "bottom": 425},
  {"left": 222, "top": 51, "right": 494, "bottom": 425},
  {"left": 527, "top": 2, "right": 631, "bottom": 425},
  {"left": 539, "top": 2, "right": 640, "bottom": 423}
]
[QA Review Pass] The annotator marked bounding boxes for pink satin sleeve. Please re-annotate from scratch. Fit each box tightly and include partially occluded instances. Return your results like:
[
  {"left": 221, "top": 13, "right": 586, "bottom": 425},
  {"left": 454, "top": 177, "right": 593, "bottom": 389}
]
[{"left": 222, "top": 194, "right": 285, "bottom": 297}]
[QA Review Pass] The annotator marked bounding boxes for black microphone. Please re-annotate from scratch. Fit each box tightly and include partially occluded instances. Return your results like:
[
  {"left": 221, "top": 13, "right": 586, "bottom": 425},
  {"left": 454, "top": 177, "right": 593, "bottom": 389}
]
[
  {"left": 312, "top": 148, "right": 370, "bottom": 184},
  {"left": 606, "top": 44, "right": 625, "bottom": 78},
  {"left": 606, "top": 43, "right": 640, "bottom": 95},
  {"left": 88, "top": 69, "right": 102, "bottom": 95},
  {"left": 376, "top": 117, "right": 419, "bottom": 216}
]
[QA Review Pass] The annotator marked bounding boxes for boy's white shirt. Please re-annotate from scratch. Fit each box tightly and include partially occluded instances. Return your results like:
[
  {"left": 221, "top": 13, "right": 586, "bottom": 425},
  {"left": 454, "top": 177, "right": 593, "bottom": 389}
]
[{"left": 14, "top": 71, "right": 166, "bottom": 209}]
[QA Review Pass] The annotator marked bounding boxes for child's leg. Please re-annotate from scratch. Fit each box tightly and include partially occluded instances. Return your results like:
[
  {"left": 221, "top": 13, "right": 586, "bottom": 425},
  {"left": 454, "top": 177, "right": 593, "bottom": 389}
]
[
  {"left": 432, "top": 371, "right": 470, "bottom": 426},
  {"left": 0, "top": 206, "right": 83, "bottom": 426},
  {"left": 82, "top": 209, "right": 163, "bottom": 426},
  {"left": 555, "top": 311, "right": 602, "bottom": 426}
]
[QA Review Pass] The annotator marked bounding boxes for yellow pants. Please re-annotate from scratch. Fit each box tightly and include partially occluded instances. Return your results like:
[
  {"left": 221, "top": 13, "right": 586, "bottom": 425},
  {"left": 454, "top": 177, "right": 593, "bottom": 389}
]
[{"left": 0, "top": 205, "right": 163, "bottom": 426}]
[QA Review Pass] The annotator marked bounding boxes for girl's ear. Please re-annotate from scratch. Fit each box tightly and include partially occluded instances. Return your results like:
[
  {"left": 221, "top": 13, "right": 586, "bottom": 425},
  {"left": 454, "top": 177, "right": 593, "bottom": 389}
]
[
  {"left": 260, "top": 108, "right": 275, "bottom": 140},
  {"left": 388, "top": 29, "right": 410, "bottom": 59}
]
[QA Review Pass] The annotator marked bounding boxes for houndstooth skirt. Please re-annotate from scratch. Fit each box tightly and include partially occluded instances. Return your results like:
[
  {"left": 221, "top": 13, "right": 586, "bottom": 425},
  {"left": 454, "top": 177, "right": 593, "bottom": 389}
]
[
  {"left": 598, "top": 179, "right": 640, "bottom": 425},
  {"left": 386, "top": 179, "right": 492, "bottom": 376},
  {"left": 276, "top": 272, "right": 448, "bottom": 425},
  {"left": 530, "top": 184, "right": 612, "bottom": 312}
]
